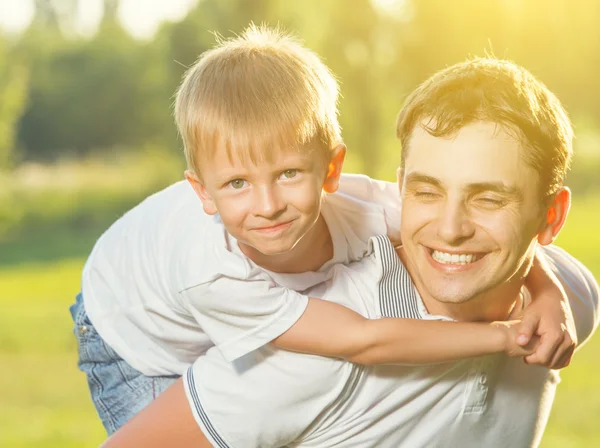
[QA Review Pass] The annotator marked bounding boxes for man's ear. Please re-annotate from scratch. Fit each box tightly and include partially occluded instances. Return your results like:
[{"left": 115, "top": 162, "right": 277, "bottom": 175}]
[
  {"left": 396, "top": 166, "right": 404, "bottom": 194},
  {"left": 184, "top": 169, "right": 218, "bottom": 215},
  {"left": 322, "top": 144, "right": 346, "bottom": 193},
  {"left": 537, "top": 187, "right": 571, "bottom": 246}
]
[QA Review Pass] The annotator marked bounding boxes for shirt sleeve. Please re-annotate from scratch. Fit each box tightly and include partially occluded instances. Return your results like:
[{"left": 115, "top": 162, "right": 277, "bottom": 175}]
[
  {"left": 539, "top": 245, "right": 600, "bottom": 347},
  {"left": 179, "top": 276, "right": 309, "bottom": 361},
  {"left": 338, "top": 173, "right": 402, "bottom": 243}
]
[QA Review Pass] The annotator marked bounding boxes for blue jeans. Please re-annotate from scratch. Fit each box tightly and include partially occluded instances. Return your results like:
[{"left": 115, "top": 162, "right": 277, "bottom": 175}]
[{"left": 69, "top": 293, "right": 179, "bottom": 434}]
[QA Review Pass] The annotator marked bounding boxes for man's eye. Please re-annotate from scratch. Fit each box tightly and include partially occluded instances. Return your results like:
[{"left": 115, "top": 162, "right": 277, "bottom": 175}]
[
  {"left": 476, "top": 197, "right": 504, "bottom": 207},
  {"left": 229, "top": 179, "right": 247, "bottom": 189},
  {"left": 414, "top": 191, "right": 440, "bottom": 200},
  {"left": 281, "top": 169, "right": 298, "bottom": 179}
]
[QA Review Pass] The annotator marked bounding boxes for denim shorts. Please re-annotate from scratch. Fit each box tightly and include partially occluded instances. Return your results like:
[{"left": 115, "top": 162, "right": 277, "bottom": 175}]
[{"left": 69, "top": 293, "right": 180, "bottom": 434}]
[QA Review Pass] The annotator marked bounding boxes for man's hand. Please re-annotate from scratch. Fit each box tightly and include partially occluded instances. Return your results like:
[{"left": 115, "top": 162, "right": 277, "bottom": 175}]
[{"left": 517, "top": 251, "right": 577, "bottom": 369}]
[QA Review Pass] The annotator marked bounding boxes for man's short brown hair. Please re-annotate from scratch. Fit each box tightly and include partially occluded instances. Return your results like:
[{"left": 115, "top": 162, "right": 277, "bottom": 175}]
[{"left": 396, "top": 57, "right": 573, "bottom": 198}]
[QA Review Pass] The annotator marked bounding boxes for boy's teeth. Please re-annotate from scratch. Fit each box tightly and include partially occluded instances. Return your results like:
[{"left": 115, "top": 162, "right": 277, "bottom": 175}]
[{"left": 432, "top": 250, "right": 478, "bottom": 265}]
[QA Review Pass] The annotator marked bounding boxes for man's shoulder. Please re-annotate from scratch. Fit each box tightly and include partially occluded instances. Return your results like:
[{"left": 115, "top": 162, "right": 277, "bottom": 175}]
[{"left": 540, "top": 244, "right": 600, "bottom": 346}]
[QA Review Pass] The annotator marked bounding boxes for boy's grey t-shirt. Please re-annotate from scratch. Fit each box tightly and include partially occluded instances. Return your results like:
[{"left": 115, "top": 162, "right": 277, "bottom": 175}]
[{"left": 81, "top": 174, "right": 401, "bottom": 376}]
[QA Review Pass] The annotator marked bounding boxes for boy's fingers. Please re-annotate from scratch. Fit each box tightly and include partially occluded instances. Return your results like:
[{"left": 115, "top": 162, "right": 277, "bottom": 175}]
[{"left": 516, "top": 314, "right": 539, "bottom": 346}]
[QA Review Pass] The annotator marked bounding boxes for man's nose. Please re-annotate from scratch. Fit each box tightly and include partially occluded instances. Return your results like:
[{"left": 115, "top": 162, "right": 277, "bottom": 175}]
[
  {"left": 252, "top": 185, "right": 285, "bottom": 218},
  {"left": 437, "top": 199, "right": 475, "bottom": 244}
]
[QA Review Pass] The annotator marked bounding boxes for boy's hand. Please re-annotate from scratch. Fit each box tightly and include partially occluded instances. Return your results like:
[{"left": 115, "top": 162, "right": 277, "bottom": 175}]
[
  {"left": 517, "top": 251, "right": 577, "bottom": 369},
  {"left": 492, "top": 320, "right": 539, "bottom": 358}
]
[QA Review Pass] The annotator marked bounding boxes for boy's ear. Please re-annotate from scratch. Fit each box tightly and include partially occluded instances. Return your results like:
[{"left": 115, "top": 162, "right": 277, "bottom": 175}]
[
  {"left": 322, "top": 144, "right": 346, "bottom": 193},
  {"left": 537, "top": 187, "right": 571, "bottom": 246},
  {"left": 184, "top": 170, "right": 218, "bottom": 215}
]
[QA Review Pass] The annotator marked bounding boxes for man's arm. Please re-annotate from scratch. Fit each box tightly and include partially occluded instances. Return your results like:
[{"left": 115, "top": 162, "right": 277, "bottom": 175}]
[
  {"left": 101, "top": 380, "right": 210, "bottom": 448},
  {"left": 517, "top": 245, "right": 599, "bottom": 368},
  {"left": 541, "top": 245, "right": 599, "bottom": 346}
]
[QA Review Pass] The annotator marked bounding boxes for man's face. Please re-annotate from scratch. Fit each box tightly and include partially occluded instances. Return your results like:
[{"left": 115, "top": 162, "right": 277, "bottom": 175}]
[
  {"left": 399, "top": 121, "right": 547, "bottom": 311},
  {"left": 194, "top": 146, "right": 329, "bottom": 256}
]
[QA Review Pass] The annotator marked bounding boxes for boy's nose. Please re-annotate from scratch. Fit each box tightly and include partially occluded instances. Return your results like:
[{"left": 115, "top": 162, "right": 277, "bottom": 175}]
[{"left": 252, "top": 185, "right": 285, "bottom": 218}]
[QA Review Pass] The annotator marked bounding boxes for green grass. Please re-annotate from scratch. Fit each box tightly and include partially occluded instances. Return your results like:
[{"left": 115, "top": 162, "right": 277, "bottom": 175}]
[
  {"left": 0, "top": 258, "right": 105, "bottom": 447},
  {"left": 0, "top": 195, "right": 598, "bottom": 447}
]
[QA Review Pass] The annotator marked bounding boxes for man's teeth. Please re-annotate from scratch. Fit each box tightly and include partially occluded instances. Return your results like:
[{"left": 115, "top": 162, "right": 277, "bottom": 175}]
[{"left": 431, "top": 250, "right": 478, "bottom": 265}]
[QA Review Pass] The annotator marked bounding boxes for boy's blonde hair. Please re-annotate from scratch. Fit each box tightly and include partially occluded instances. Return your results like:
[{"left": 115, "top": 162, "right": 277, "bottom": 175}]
[{"left": 175, "top": 24, "right": 342, "bottom": 175}]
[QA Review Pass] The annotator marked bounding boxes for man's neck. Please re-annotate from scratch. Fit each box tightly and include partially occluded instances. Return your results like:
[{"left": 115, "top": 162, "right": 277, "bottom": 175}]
[
  {"left": 240, "top": 215, "right": 333, "bottom": 274},
  {"left": 421, "top": 284, "right": 523, "bottom": 322}
]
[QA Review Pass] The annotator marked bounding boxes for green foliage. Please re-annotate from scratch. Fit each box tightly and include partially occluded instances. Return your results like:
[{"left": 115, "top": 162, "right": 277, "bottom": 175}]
[
  {"left": 0, "top": 37, "right": 28, "bottom": 169},
  {"left": 6, "top": 0, "right": 599, "bottom": 186},
  {"left": 0, "top": 146, "right": 184, "bottom": 253}
]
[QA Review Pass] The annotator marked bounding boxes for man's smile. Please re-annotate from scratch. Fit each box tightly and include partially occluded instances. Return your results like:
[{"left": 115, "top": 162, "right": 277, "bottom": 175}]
[{"left": 422, "top": 245, "right": 489, "bottom": 272}]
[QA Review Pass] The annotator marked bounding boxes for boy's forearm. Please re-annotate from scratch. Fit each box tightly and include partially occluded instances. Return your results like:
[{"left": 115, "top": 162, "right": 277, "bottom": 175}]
[
  {"left": 348, "top": 318, "right": 511, "bottom": 365},
  {"left": 272, "top": 298, "right": 523, "bottom": 365}
]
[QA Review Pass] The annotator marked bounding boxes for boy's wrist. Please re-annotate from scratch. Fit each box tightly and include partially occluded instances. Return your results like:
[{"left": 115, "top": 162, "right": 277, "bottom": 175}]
[
  {"left": 489, "top": 322, "right": 512, "bottom": 353},
  {"left": 489, "top": 321, "right": 534, "bottom": 357}
]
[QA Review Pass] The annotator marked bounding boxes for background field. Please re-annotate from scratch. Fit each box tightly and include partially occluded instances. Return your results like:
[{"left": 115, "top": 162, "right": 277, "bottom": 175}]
[{"left": 1, "top": 0, "right": 600, "bottom": 446}]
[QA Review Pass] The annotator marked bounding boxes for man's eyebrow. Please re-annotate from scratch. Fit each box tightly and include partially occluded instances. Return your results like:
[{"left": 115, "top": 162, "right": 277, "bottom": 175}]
[
  {"left": 404, "top": 172, "right": 443, "bottom": 187},
  {"left": 466, "top": 182, "right": 523, "bottom": 199}
]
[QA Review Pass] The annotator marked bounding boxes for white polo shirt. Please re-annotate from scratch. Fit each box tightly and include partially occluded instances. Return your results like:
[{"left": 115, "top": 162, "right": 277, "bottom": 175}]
[
  {"left": 81, "top": 174, "right": 401, "bottom": 375},
  {"left": 183, "top": 239, "right": 599, "bottom": 448}
]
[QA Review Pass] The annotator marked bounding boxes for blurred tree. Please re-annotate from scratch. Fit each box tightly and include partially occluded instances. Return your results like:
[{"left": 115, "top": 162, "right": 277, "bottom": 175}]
[
  {"left": 0, "top": 38, "right": 29, "bottom": 169},
  {"left": 6, "top": 0, "right": 600, "bottom": 189},
  {"left": 16, "top": 0, "right": 172, "bottom": 160},
  {"left": 32, "top": 0, "right": 61, "bottom": 31}
]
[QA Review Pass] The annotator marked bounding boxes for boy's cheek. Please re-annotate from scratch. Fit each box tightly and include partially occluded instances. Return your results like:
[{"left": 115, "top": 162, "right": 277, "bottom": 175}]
[{"left": 213, "top": 198, "right": 246, "bottom": 226}]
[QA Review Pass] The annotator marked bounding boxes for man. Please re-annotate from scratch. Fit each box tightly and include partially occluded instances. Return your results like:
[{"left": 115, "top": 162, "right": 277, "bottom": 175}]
[{"left": 104, "top": 57, "right": 599, "bottom": 447}]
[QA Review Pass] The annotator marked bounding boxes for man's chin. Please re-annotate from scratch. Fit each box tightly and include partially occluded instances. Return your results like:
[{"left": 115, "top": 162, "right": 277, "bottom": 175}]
[{"left": 423, "top": 281, "right": 486, "bottom": 306}]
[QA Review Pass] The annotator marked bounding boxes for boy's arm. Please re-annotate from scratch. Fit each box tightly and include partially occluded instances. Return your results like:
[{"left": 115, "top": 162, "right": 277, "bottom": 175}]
[
  {"left": 516, "top": 245, "right": 599, "bottom": 369},
  {"left": 272, "top": 298, "right": 534, "bottom": 364},
  {"left": 186, "top": 277, "right": 532, "bottom": 367}
]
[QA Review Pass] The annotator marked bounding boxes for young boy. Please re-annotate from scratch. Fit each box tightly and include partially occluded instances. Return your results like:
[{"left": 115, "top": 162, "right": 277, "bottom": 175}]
[{"left": 70, "top": 25, "right": 576, "bottom": 435}]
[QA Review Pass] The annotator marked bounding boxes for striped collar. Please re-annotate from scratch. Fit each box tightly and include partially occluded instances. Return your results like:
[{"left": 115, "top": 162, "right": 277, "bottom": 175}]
[{"left": 371, "top": 235, "right": 422, "bottom": 320}]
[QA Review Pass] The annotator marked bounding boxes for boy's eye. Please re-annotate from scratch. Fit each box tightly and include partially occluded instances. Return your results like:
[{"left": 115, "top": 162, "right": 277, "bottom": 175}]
[
  {"left": 281, "top": 169, "right": 298, "bottom": 179},
  {"left": 229, "top": 179, "right": 247, "bottom": 189}
]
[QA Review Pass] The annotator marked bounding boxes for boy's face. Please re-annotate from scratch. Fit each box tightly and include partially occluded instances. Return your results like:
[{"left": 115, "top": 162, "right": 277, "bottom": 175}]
[
  {"left": 188, "top": 144, "right": 344, "bottom": 257},
  {"left": 398, "top": 120, "right": 568, "bottom": 315}
]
